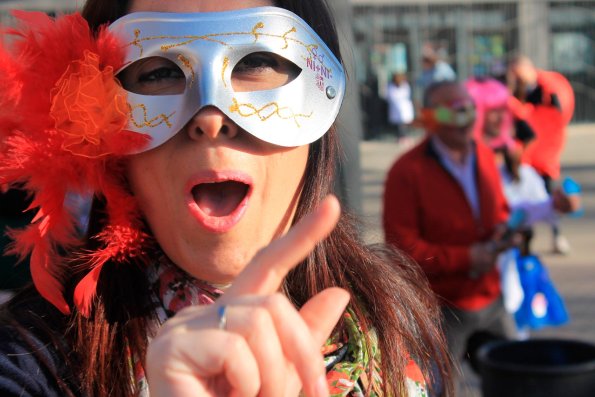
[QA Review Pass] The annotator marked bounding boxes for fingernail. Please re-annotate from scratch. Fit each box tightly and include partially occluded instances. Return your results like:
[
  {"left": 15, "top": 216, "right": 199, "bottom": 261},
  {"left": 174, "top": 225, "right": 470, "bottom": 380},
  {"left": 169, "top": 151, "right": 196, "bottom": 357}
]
[{"left": 314, "top": 374, "right": 329, "bottom": 397}]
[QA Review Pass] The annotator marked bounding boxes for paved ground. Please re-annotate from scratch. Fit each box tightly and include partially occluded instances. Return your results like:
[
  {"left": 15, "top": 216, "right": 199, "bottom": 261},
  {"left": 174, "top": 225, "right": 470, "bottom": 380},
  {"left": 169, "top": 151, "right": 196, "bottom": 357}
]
[{"left": 360, "top": 123, "right": 595, "bottom": 396}]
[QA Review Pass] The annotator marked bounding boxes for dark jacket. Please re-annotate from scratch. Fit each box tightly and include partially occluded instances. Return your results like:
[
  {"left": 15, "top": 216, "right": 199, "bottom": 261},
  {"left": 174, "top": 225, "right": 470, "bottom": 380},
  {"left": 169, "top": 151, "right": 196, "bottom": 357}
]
[{"left": 0, "top": 289, "right": 80, "bottom": 397}]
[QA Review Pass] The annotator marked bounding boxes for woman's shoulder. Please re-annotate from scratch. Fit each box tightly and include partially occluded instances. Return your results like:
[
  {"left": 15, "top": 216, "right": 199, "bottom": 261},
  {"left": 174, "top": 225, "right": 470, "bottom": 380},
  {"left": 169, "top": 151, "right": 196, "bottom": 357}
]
[{"left": 0, "top": 289, "right": 79, "bottom": 397}]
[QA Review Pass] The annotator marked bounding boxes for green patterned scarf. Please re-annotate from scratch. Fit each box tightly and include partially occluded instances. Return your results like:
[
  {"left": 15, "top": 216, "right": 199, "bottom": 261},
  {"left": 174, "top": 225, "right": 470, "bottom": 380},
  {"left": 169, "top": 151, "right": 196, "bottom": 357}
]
[{"left": 130, "top": 256, "right": 427, "bottom": 396}]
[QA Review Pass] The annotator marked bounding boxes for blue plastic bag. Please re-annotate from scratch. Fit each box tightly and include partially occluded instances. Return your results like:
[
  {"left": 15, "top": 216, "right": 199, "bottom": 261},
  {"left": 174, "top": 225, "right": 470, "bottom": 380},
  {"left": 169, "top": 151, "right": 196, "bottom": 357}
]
[{"left": 514, "top": 252, "right": 569, "bottom": 330}]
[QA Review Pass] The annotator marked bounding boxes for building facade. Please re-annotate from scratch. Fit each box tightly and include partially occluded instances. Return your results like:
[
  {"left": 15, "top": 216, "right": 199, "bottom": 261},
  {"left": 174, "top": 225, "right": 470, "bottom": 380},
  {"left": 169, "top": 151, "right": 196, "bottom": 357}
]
[
  {"left": 352, "top": 0, "right": 594, "bottom": 123},
  {"left": 3, "top": 0, "right": 591, "bottom": 123}
]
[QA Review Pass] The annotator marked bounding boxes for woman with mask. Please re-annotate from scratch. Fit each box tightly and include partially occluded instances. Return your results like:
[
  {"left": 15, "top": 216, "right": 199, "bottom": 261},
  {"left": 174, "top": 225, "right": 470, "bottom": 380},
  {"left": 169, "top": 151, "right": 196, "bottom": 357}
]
[{"left": 0, "top": 1, "right": 451, "bottom": 396}]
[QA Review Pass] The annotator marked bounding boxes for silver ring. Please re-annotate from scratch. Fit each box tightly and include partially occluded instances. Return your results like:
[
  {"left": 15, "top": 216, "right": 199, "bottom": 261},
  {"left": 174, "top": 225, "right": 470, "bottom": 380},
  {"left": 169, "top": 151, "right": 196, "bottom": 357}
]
[{"left": 217, "top": 305, "right": 228, "bottom": 330}]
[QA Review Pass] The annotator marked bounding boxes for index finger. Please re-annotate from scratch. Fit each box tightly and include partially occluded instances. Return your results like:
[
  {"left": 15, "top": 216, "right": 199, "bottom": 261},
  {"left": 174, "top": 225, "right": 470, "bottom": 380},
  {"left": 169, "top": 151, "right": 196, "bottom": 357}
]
[{"left": 221, "top": 195, "right": 341, "bottom": 300}]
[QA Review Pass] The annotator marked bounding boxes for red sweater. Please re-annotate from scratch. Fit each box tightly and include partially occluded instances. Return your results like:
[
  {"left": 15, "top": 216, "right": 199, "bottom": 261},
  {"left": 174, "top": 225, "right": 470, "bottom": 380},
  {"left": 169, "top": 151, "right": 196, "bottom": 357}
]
[{"left": 383, "top": 137, "right": 509, "bottom": 310}]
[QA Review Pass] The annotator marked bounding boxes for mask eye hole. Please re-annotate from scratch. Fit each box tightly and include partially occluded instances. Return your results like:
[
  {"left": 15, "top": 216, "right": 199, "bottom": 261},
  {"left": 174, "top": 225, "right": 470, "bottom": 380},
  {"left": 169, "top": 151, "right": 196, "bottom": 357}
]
[
  {"left": 118, "top": 56, "right": 186, "bottom": 95},
  {"left": 231, "top": 51, "right": 301, "bottom": 92}
]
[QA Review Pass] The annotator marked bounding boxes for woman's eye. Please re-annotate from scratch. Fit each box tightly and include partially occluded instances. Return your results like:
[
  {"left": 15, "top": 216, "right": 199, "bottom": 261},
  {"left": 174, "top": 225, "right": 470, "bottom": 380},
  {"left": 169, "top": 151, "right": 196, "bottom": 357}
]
[
  {"left": 234, "top": 53, "right": 279, "bottom": 73},
  {"left": 139, "top": 67, "right": 184, "bottom": 83},
  {"left": 118, "top": 57, "right": 186, "bottom": 95},
  {"left": 232, "top": 52, "right": 301, "bottom": 92}
]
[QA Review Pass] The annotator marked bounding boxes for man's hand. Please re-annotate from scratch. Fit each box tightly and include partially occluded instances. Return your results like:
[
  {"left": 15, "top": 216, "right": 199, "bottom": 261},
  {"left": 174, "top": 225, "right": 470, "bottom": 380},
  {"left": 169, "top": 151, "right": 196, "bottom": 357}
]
[
  {"left": 469, "top": 241, "right": 499, "bottom": 279},
  {"left": 469, "top": 223, "right": 521, "bottom": 279}
]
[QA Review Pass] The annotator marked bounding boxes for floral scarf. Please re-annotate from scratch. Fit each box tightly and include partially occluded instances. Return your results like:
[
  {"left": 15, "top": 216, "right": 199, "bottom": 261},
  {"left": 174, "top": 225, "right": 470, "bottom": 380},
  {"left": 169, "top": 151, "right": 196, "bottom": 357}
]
[{"left": 131, "top": 255, "right": 428, "bottom": 396}]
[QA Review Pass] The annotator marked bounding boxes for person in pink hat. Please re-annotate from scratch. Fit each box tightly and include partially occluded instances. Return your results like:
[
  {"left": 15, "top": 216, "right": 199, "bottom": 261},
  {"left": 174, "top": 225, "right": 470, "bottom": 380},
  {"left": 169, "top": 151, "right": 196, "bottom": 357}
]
[{"left": 466, "top": 77, "right": 579, "bottom": 256}]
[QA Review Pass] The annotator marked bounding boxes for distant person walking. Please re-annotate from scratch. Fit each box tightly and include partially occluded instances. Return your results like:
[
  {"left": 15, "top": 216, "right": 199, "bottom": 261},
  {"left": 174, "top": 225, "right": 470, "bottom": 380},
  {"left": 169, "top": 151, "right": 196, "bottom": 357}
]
[
  {"left": 386, "top": 72, "right": 414, "bottom": 143},
  {"left": 507, "top": 55, "right": 575, "bottom": 254},
  {"left": 466, "top": 77, "right": 580, "bottom": 256},
  {"left": 418, "top": 45, "right": 456, "bottom": 91}
]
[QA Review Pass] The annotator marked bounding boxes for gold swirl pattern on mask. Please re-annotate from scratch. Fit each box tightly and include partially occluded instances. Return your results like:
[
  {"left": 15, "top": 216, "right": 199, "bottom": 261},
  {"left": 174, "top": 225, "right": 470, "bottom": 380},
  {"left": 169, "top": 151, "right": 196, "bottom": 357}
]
[
  {"left": 251, "top": 22, "right": 265, "bottom": 42},
  {"left": 177, "top": 54, "right": 196, "bottom": 87},
  {"left": 128, "top": 23, "right": 320, "bottom": 65},
  {"left": 128, "top": 103, "right": 176, "bottom": 128},
  {"left": 280, "top": 27, "right": 297, "bottom": 50},
  {"left": 132, "top": 29, "right": 144, "bottom": 54},
  {"left": 229, "top": 98, "right": 312, "bottom": 128}
]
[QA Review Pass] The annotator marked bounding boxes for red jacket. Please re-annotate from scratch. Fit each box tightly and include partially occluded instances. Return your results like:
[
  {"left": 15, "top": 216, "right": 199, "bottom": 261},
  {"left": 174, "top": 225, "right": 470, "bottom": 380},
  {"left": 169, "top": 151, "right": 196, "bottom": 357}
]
[
  {"left": 508, "top": 70, "right": 574, "bottom": 179},
  {"left": 383, "top": 137, "right": 509, "bottom": 310}
]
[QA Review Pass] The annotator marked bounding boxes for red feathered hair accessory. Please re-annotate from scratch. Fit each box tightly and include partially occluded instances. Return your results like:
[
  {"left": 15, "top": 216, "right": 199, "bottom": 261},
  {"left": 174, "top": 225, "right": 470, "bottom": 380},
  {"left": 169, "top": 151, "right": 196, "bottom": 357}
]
[{"left": 0, "top": 11, "right": 151, "bottom": 316}]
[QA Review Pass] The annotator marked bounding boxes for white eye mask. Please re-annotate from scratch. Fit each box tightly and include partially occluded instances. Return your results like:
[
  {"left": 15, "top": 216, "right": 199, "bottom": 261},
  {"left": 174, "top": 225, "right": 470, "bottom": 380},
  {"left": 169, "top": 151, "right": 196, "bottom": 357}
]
[{"left": 109, "top": 6, "right": 346, "bottom": 152}]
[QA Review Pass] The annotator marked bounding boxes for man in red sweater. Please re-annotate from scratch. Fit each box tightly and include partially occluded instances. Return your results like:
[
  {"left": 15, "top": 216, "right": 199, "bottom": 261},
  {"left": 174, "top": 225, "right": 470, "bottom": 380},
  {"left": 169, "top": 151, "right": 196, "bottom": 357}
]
[{"left": 383, "top": 81, "right": 516, "bottom": 387}]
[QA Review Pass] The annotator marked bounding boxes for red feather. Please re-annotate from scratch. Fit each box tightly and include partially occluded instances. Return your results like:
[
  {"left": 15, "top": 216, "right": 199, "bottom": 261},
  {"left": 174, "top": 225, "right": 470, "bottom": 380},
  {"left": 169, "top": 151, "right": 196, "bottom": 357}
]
[
  {"left": 0, "top": 11, "right": 150, "bottom": 315},
  {"left": 9, "top": 10, "right": 53, "bottom": 30},
  {"left": 30, "top": 235, "right": 71, "bottom": 314},
  {"left": 73, "top": 262, "right": 104, "bottom": 317}
]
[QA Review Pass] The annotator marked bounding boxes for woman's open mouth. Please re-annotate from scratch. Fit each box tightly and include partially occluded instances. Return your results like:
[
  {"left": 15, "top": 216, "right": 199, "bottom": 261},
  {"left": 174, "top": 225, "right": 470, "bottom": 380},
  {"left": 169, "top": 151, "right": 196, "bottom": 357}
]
[{"left": 186, "top": 171, "right": 252, "bottom": 233}]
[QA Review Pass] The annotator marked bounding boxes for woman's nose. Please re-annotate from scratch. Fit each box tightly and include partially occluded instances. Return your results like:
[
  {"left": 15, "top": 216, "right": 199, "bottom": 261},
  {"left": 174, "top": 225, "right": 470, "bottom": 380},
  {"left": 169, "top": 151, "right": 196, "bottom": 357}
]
[{"left": 186, "top": 106, "right": 239, "bottom": 141}]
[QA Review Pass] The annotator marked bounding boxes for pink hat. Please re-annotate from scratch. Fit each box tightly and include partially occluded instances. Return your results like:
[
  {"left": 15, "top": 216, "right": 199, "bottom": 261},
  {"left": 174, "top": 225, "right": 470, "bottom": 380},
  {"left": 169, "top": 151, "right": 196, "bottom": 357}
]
[{"left": 465, "top": 78, "right": 515, "bottom": 150}]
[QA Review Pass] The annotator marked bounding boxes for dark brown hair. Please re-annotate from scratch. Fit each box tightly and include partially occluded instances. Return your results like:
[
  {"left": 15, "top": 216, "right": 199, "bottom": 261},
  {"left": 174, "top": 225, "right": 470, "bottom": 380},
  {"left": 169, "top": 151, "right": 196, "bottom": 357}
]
[{"left": 4, "top": 1, "right": 452, "bottom": 396}]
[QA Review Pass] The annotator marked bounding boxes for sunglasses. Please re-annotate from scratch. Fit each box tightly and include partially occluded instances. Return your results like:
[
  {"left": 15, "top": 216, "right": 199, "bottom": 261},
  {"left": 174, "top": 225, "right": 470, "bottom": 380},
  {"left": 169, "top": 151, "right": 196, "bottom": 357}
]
[{"left": 430, "top": 100, "right": 476, "bottom": 127}]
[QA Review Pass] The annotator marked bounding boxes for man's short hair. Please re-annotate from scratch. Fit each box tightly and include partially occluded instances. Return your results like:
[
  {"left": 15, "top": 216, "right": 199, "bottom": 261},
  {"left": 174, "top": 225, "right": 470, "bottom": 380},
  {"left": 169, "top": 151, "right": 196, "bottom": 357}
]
[
  {"left": 507, "top": 54, "right": 533, "bottom": 69},
  {"left": 422, "top": 81, "right": 461, "bottom": 108}
]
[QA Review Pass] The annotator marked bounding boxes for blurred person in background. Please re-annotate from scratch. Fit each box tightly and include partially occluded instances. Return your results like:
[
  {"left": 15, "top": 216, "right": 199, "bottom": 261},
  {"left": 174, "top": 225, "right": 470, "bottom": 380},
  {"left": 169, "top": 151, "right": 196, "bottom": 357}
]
[
  {"left": 466, "top": 77, "right": 580, "bottom": 256},
  {"left": 383, "top": 81, "right": 517, "bottom": 392},
  {"left": 417, "top": 45, "right": 456, "bottom": 92},
  {"left": 507, "top": 55, "right": 575, "bottom": 254},
  {"left": 386, "top": 72, "right": 415, "bottom": 145}
]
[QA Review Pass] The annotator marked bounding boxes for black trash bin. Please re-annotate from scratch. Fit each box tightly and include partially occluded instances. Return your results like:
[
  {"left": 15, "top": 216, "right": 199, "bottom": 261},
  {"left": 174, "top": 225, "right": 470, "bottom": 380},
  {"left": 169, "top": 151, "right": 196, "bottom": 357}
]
[{"left": 477, "top": 339, "right": 595, "bottom": 397}]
